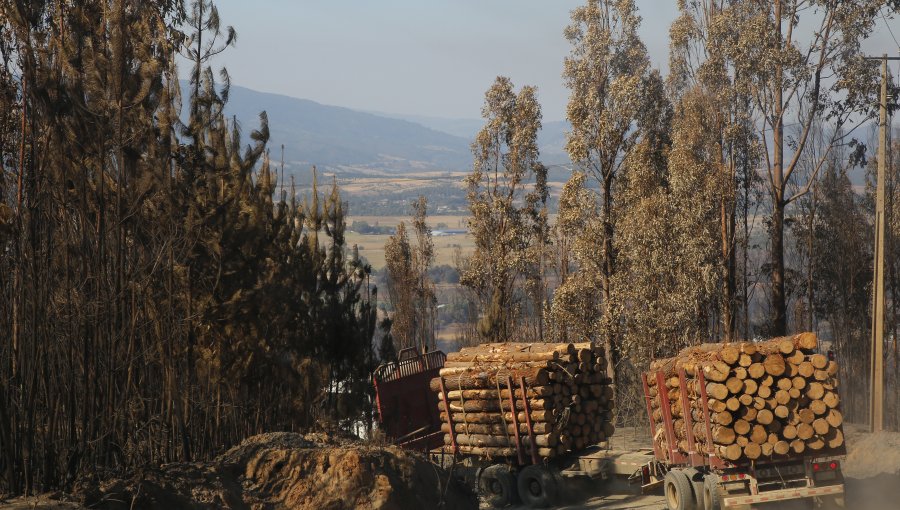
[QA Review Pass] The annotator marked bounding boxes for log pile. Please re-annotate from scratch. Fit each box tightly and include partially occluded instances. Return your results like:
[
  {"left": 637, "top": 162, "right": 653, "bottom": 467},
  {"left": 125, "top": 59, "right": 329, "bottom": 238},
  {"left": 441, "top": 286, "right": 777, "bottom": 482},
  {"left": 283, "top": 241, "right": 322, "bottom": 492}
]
[
  {"left": 646, "top": 332, "right": 845, "bottom": 463},
  {"left": 431, "top": 342, "right": 615, "bottom": 460}
]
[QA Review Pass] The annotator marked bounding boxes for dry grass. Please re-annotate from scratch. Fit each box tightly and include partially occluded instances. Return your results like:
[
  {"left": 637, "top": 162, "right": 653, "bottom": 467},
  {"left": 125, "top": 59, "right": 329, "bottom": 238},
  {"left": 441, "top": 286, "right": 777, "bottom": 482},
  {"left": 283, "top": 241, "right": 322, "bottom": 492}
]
[{"left": 346, "top": 215, "right": 474, "bottom": 270}]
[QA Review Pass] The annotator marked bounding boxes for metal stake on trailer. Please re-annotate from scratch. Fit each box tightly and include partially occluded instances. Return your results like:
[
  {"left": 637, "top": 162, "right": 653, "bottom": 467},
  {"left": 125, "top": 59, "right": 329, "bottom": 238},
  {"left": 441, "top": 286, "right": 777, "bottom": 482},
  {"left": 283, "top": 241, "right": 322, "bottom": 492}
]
[
  {"left": 697, "top": 370, "right": 727, "bottom": 469},
  {"left": 655, "top": 371, "right": 687, "bottom": 465},
  {"left": 519, "top": 375, "right": 540, "bottom": 465},
  {"left": 641, "top": 373, "right": 663, "bottom": 461},
  {"left": 506, "top": 375, "right": 525, "bottom": 466},
  {"left": 677, "top": 368, "right": 704, "bottom": 466},
  {"left": 438, "top": 377, "right": 458, "bottom": 455}
]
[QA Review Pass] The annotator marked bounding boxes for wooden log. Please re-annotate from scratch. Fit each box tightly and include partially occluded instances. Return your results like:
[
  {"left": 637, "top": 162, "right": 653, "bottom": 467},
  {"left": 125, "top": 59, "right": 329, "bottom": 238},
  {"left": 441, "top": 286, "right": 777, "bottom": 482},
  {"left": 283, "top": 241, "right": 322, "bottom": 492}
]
[
  {"left": 825, "top": 409, "right": 843, "bottom": 428},
  {"left": 734, "top": 419, "right": 751, "bottom": 435},
  {"left": 441, "top": 422, "right": 553, "bottom": 435},
  {"left": 826, "top": 428, "right": 844, "bottom": 449},
  {"left": 764, "top": 354, "right": 786, "bottom": 376},
  {"left": 798, "top": 362, "right": 814, "bottom": 378},
  {"left": 706, "top": 383, "right": 729, "bottom": 401},
  {"left": 788, "top": 388, "right": 801, "bottom": 399},
  {"left": 740, "top": 407, "right": 758, "bottom": 422},
  {"left": 798, "top": 408, "right": 816, "bottom": 424},
  {"left": 774, "top": 405, "right": 790, "bottom": 419},
  {"left": 783, "top": 424, "right": 798, "bottom": 440},
  {"left": 739, "top": 394, "right": 753, "bottom": 406},
  {"left": 748, "top": 363, "right": 766, "bottom": 379},
  {"left": 796, "top": 332, "right": 818, "bottom": 351},
  {"left": 757, "top": 409, "right": 774, "bottom": 425},
  {"left": 442, "top": 387, "right": 553, "bottom": 400},
  {"left": 774, "top": 390, "right": 791, "bottom": 405},
  {"left": 441, "top": 410, "right": 555, "bottom": 424},
  {"left": 430, "top": 368, "right": 549, "bottom": 392},
  {"left": 807, "top": 382, "right": 825, "bottom": 400},
  {"left": 725, "top": 377, "right": 744, "bottom": 394},
  {"left": 792, "top": 376, "right": 807, "bottom": 390},
  {"left": 812, "top": 418, "right": 830, "bottom": 436},
  {"left": 717, "top": 444, "right": 742, "bottom": 461},
  {"left": 719, "top": 344, "right": 740, "bottom": 365},
  {"left": 726, "top": 397, "right": 740, "bottom": 412},
  {"left": 743, "top": 378, "right": 758, "bottom": 395},
  {"left": 777, "top": 378, "right": 793, "bottom": 391},
  {"left": 756, "top": 385, "right": 772, "bottom": 399},
  {"left": 703, "top": 361, "right": 731, "bottom": 382},
  {"left": 437, "top": 398, "right": 551, "bottom": 413},
  {"left": 445, "top": 351, "right": 560, "bottom": 363},
  {"left": 739, "top": 353, "right": 753, "bottom": 367},
  {"left": 826, "top": 360, "right": 838, "bottom": 377},
  {"left": 446, "top": 445, "right": 557, "bottom": 459},
  {"left": 809, "top": 399, "right": 827, "bottom": 416},
  {"left": 810, "top": 354, "right": 828, "bottom": 370},
  {"left": 447, "top": 432, "right": 558, "bottom": 448},
  {"left": 734, "top": 367, "right": 749, "bottom": 380},
  {"left": 797, "top": 423, "right": 815, "bottom": 440},
  {"left": 774, "top": 440, "right": 791, "bottom": 455},
  {"left": 806, "top": 436, "right": 825, "bottom": 451},
  {"left": 823, "top": 391, "right": 840, "bottom": 409},
  {"left": 745, "top": 443, "right": 762, "bottom": 459},
  {"left": 761, "top": 443, "right": 775, "bottom": 456},
  {"left": 787, "top": 350, "right": 805, "bottom": 365},
  {"left": 750, "top": 424, "right": 768, "bottom": 445},
  {"left": 736, "top": 435, "right": 750, "bottom": 447},
  {"left": 791, "top": 439, "right": 806, "bottom": 454}
]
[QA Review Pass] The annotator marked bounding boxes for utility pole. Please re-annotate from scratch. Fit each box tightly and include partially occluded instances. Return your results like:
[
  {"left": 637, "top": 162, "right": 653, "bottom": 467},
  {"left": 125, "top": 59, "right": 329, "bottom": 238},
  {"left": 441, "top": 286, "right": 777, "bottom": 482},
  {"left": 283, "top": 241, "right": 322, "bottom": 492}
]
[{"left": 866, "top": 54, "right": 899, "bottom": 433}]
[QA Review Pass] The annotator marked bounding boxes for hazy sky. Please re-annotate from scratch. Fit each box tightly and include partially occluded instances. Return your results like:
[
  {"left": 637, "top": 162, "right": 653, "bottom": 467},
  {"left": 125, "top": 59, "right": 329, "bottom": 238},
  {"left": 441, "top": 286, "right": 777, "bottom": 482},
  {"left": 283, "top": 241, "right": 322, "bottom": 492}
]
[{"left": 208, "top": 1, "right": 900, "bottom": 122}]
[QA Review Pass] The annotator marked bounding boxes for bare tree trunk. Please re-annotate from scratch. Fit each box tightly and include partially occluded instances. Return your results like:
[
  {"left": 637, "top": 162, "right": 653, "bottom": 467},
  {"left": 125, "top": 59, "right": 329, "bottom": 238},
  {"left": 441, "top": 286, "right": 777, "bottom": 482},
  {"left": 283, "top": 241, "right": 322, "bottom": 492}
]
[{"left": 769, "top": 0, "right": 788, "bottom": 336}]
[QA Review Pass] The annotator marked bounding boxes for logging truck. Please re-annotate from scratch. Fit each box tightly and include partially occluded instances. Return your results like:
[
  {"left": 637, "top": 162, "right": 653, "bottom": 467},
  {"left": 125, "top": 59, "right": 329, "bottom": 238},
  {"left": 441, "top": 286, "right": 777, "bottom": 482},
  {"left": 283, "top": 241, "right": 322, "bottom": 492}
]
[{"left": 372, "top": 334, "right": 846, "bottom": 510}]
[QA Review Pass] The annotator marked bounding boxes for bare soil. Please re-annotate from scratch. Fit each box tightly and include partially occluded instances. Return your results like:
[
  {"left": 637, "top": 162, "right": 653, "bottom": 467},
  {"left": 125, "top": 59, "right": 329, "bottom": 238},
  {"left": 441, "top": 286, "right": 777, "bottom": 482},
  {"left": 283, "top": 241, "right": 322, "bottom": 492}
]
[{"left": 2, "top": 432, "right": 475, "bottom": 510}]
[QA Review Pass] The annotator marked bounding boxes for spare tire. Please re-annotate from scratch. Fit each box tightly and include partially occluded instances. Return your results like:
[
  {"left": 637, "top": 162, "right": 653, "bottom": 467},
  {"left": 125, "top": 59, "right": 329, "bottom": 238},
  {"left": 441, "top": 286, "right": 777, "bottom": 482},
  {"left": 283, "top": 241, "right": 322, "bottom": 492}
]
[
  {"left": 517, "top": 464, "right": 560, "bottom": 508},
  {"left": 479, "top": 464, "right": 519, "bottom": 508}
]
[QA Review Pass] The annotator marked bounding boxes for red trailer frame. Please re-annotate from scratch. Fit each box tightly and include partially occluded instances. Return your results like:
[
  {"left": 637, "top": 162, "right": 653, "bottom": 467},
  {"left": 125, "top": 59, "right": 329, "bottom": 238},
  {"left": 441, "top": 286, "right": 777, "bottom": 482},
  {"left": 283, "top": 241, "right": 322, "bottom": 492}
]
[
  {"left": 641, "top": 367, "right": 846, "bottom": 471},
  {"left": 373, "top": 347, "right": 446, "bottom": 450}
]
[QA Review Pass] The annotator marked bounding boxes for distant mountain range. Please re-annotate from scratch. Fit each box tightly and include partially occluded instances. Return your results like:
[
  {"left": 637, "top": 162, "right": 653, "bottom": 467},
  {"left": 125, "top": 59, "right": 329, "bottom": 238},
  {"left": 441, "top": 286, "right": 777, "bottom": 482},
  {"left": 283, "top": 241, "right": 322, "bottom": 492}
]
[{"left": 212, "top": 84, "right": 572, "bottom": 178}]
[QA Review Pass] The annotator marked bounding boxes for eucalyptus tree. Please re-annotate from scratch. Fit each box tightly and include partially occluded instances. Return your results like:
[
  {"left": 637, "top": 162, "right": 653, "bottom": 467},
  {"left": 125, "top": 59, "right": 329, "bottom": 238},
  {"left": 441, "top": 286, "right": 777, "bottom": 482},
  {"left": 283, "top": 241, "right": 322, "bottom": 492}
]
[
  {"left": 462, "top": 76, "right": 547, "bottom": 343},
  {"left": 676, "top": 0, "right": 887, "bottom": 335},
  {"left": 555, "top": 0, "right": 662, "bottom": 379},
  {"left": 384, "top": 196, "right": 436, "bottom": 352}
]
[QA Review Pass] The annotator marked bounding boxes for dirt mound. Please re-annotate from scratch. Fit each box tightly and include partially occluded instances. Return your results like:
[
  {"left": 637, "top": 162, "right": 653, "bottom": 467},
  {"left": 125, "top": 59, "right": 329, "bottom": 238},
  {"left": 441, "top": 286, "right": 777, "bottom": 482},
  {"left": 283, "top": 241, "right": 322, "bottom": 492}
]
[
  {"left": 843, "top": 423, "right": 900, "bottom": 478},
  {"left": 71, "top": 432, "right": 475, "bottom": 510}
]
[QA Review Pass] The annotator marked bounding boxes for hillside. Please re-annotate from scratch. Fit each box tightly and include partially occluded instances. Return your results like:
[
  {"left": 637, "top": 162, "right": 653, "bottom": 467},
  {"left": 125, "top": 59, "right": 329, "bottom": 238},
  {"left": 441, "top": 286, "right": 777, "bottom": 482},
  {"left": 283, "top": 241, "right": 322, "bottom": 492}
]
[
  {"left": 214, "top": 84, "right": 474, "bottom": 174},
  {"left": 216, "top": 84, "right": 574, "bottom": 178}
]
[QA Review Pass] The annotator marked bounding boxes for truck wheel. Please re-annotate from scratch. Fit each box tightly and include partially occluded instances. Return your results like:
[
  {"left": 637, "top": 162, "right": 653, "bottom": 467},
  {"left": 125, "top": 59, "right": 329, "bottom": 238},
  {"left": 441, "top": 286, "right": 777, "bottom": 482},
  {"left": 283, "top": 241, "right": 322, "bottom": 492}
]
[
  {"left": 683, "top": 468, "right": 705, "bottom": 504},
  {"left": 702, "top": 474, "right": 723, "bottom": 510},
  {"left": 664, "top": 469, "right": 697, "bottom": 510},
  {"left": 479, "top": 464, "right": 519, "bottom": 507},
  {"left": 517, "top": 464, "right": 559, "bottom": 508}
]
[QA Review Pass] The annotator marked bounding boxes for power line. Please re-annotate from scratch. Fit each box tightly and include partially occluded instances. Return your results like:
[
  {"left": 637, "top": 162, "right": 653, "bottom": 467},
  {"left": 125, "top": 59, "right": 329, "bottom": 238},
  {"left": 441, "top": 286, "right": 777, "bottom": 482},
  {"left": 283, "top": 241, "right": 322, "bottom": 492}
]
[{"left": 881, "top": 11, "right": 900, "bottom": 50}]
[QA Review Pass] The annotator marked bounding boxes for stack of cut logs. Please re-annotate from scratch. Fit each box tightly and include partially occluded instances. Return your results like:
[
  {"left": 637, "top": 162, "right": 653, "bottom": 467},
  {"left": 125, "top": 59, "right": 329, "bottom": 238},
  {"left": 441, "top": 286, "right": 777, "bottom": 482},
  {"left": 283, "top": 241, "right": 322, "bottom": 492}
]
[
  {"left": 646, "top": 333, "right": 845, "bottom": 463},
  {"left": 430, "top": 342, "right": 615, "bottom": 460}
]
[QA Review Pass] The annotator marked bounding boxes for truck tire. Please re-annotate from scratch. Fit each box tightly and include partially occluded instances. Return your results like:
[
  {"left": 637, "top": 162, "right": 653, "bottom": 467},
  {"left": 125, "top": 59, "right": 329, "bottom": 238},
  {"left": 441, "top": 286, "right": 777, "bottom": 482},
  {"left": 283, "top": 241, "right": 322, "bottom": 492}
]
[
  {"left": 479, "top": 464, "right": 519, "bottom": 507},
  {"left": 517, "top": 464, "right": 559, "bottom": 508},
  {"left": 702, "top": 474, "right": 723, "bottom": 510},
  {"left": 664, "top": 469, "right": 697, "bottom": 510},
  {"left": 683, "top": 468, "right": 705, "bottom": 504}
]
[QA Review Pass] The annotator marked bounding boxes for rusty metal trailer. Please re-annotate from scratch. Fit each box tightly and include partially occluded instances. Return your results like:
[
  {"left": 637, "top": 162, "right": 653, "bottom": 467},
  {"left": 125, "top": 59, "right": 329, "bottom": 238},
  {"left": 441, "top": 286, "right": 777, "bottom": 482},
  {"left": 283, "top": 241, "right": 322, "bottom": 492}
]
[
  {"left": 373, "top": 347, "right": 446, "bottom": 450},
  {"left": 430, "top": 372, "right": 657, "bottom": 508},
  {"left": 641, "top": 367, "right": 846, "bottom": 510}
]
